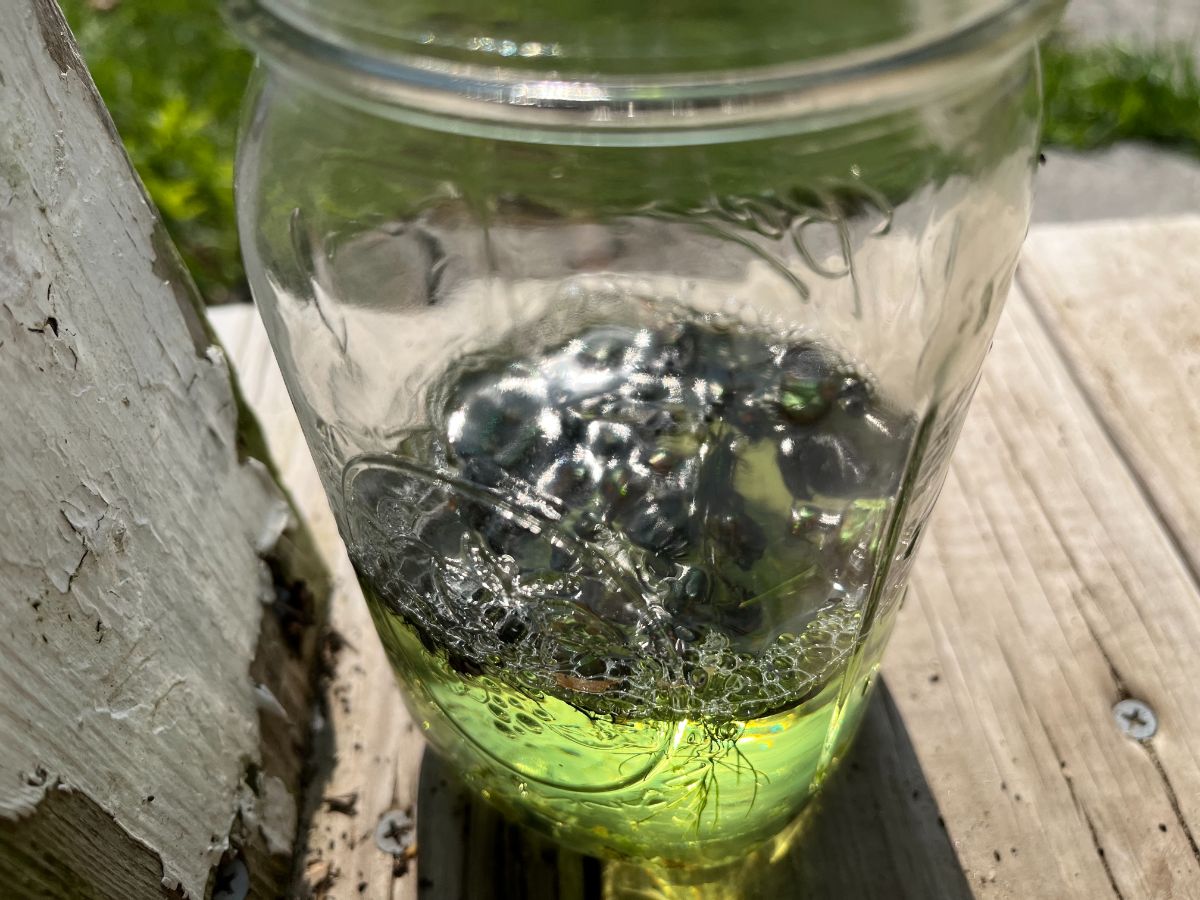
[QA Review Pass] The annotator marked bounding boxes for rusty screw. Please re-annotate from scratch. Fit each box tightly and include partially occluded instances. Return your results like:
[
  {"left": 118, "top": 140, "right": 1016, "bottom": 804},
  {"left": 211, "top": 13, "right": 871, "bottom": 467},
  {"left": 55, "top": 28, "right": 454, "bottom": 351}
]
[{"left": 1113, "top": 698, "right": 1157, "bottom": 741}]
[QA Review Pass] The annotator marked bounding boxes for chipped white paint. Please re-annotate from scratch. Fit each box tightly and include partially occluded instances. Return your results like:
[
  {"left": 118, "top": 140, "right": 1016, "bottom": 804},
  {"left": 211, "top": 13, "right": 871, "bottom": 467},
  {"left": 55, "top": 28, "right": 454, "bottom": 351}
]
[{"left": 0, "top": 2, "right": 292, "bottom": 896}]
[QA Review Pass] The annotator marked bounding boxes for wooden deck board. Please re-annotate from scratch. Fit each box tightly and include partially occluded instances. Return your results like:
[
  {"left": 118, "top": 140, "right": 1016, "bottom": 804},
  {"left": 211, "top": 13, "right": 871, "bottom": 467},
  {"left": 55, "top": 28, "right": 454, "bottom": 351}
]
[
  {"left": 890, "top": 285, "right": 1200, "bottom": 898},
  {"left": 1018, "top": 216, "right": 1200, "bottom": 581},
  {"left": 211, "top": 218, "right": 1200, "bottom": 899}
]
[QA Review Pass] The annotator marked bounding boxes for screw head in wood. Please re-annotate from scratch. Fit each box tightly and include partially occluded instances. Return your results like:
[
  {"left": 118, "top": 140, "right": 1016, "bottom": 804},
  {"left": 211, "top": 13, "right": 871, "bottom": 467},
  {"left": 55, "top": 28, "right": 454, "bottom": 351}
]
[
  {"left": 375, "top": 807, "right": 415, "bottom": 856},
  {"left": 1113, "top": 698, "right": 1157, "bottom": 741},
  {"left": 211, "top": 855, "right": 249, "bottom": 900}
]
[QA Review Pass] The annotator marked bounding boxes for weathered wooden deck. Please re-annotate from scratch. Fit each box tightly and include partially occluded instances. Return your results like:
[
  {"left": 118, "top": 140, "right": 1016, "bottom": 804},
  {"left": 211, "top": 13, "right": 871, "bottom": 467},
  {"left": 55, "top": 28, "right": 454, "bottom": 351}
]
[{"left": 212, "top": 216, "right": 1200, "bottom": 899}]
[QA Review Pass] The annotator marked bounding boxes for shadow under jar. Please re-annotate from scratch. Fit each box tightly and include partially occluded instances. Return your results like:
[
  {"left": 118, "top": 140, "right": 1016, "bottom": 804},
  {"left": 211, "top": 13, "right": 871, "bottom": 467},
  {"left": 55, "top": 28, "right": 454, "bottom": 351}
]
[{"left": 229, "top": 0, "right": 1064, "bottom": 869}]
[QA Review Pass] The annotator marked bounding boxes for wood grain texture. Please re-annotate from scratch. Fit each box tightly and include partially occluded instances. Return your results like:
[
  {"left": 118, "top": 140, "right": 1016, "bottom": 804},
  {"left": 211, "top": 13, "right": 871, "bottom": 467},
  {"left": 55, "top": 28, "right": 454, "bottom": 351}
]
[
  {"left": 1017, "top": 216, "right": 1200, "bottom": 578},
  {"left": 0, "top": 786, "right": 184, "bottom": 900},
  {"left": 216, "top": 219, "right": 1200, "bottom": 899},
  {"left": 888, "top": 281, "right": 1200, "bottom": 899},
  {"left": 0, "top": 3, "right": 324, "bottom": 897}
]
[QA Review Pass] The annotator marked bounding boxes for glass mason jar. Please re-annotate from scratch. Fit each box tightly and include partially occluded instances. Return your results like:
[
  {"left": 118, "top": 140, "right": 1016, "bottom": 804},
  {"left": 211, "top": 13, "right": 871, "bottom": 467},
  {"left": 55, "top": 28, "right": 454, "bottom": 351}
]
[{"left": 230, "top": 0, "right": 1063, "bottom": 868}]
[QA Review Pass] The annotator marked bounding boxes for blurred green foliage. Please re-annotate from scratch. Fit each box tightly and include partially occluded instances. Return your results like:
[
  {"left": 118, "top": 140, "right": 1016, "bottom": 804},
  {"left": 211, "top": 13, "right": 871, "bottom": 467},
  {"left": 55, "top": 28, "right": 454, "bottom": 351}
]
[
  {"left": 60, "top": 0, "right": 251, "bottom": 304},
  {"left": 56, "top": 0, "right": 1200, "bottom": 304},
  {"left": 1042, "top": 40, "right": 1200, "bottom": 157}
]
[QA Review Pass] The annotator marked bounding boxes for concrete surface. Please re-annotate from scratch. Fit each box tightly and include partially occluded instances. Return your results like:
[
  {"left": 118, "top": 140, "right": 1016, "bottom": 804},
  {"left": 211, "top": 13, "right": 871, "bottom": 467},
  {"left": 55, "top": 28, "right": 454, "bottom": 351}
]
[
  {"left": 1034, "top": 143, "right": 1200, "bottom": 222},
  {"left": 1062, "top": 0, "right": 1200, "bottom": 64}
]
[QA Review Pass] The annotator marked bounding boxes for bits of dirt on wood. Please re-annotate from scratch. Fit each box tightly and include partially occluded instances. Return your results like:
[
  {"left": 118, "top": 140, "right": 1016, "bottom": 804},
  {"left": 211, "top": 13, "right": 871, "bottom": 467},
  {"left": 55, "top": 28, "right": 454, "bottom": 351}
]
[
  {"left": 331, "top": 683, "right": 352, "bottom": 715},
  {"left": 323, "top": 792, "right": 358, "bottom": 817},
  {"left": 24, "top": 314, "right": 59, "bottom": 337},
  {"left": 322, "top": 628, "right": 349, "bottom": 665},
  {"left": 305, "top": 859, "right": 337, "bottom": 894},
  {"left": 265, "top": 556, "right": 315, "bottom": 656}
]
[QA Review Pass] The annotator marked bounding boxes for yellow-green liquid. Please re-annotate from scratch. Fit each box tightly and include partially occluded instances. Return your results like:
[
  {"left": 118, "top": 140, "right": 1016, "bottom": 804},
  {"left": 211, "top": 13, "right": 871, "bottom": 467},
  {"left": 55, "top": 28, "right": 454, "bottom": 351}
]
[{"left": 368, "top": 592, "right": 895, "bottom": 866}]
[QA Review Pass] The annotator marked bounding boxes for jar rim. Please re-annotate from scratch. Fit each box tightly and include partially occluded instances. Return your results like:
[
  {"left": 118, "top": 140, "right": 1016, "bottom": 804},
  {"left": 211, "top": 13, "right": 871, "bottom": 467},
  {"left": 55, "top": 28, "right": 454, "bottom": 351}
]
[{"left": 227, "top": 0, "right": 1063, "bottom": 143}]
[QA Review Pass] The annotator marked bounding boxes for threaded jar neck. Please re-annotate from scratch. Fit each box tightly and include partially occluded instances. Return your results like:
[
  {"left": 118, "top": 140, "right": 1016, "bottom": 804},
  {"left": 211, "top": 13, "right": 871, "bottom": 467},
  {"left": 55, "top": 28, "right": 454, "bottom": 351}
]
[{"left": 227, "top": 0, "right": 1064, "bottom": 142}]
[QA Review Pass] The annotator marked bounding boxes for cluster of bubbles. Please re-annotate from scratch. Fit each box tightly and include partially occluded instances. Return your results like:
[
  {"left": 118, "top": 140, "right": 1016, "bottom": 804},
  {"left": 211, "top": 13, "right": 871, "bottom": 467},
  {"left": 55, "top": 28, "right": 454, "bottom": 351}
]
[{"left": 348, "top": 315, "right": 913, "bottom": 721}]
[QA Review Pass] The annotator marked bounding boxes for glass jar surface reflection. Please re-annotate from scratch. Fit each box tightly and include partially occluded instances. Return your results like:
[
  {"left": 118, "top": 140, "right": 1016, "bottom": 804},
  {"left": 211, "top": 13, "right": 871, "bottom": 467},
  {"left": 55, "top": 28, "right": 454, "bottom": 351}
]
[{"left": 231, "top": 0, "right": 1063, "bottom": 867}]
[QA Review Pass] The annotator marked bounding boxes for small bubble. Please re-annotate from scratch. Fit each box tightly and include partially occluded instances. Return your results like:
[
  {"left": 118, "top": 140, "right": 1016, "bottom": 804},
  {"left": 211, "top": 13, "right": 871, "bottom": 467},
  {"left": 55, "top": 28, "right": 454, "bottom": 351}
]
[
  {"left": 673, "top": 624, "right": 698, "bottom": 643},
  {"left": 488, "top": 702, "right": 510, "bottom": 721},
  {"left": 514, "top": 712, "right": 544, "bottom": 733}
]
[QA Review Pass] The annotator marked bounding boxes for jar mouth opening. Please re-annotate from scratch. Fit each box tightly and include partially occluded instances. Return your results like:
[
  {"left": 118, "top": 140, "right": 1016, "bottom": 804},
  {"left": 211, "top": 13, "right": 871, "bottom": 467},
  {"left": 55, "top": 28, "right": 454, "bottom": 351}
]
[{"left": 227, "top": 0, "right": 1063, "bottom": 141}]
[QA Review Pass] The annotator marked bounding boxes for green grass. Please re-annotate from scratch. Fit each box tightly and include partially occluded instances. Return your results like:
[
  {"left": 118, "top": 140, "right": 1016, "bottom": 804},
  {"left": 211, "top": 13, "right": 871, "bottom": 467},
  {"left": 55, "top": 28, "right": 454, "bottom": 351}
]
[
  {"left": 56, "top": 2, "right": 1200, "bottom": 304},
  {"left": 1042, "top": 40, "right": 1200, "bottom": 157}
]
